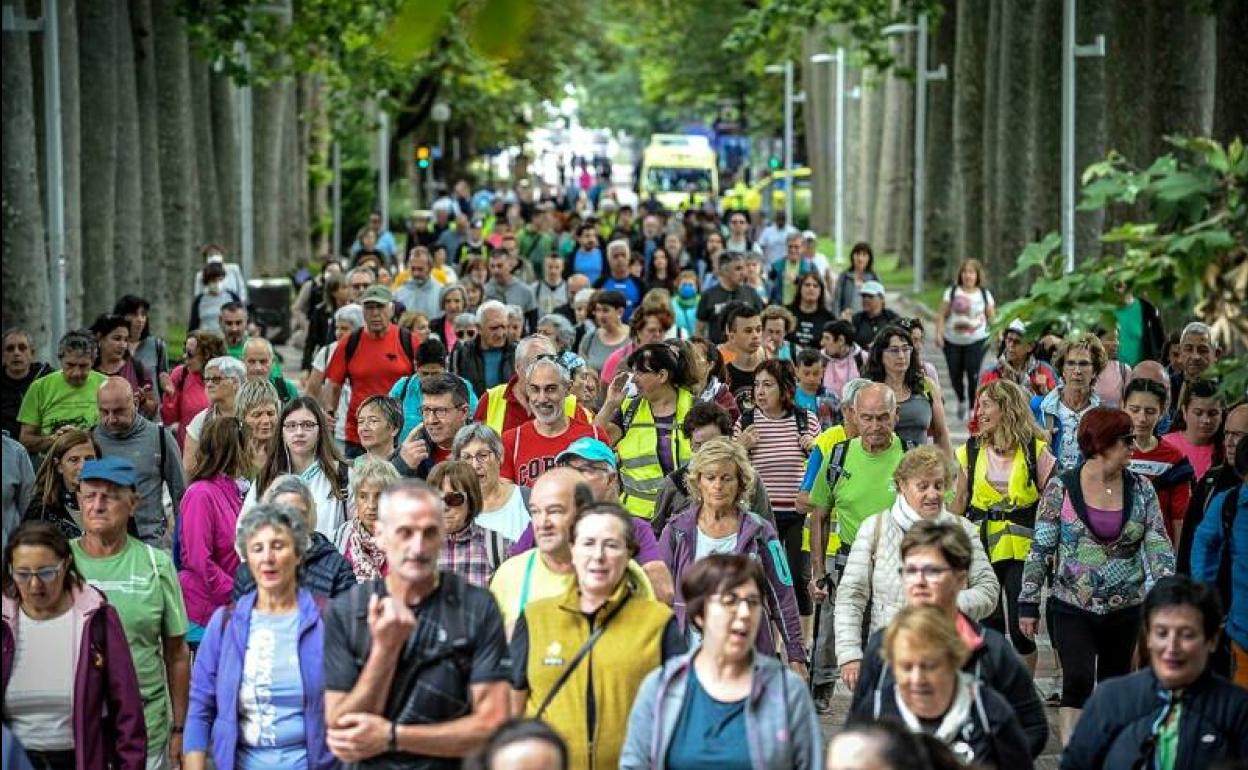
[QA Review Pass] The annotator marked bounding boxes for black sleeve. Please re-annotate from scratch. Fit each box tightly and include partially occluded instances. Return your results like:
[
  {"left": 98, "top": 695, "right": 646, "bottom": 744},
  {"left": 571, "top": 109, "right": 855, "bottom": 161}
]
[
  {"left": 990, "top": 701, "right": 1039, "bottom": 770},
  {"left": 468, "top": 589, "right": 512, "bottom": 685},
  {"left": 188, "top": 297, "right": 201, "bottom": 334},
  {"left": 322, "top": 591, "right": 363, "bottom": 693},
  {"left": 696, "top": 293, "right": 712, "bottom": 322},
  {"left": 509, "top": 614, "right": 531, "bottom": 691},
  {"left": 851, "top": 635, "right": 884, "bottom": 713},
  {"left": 301, "top": 308, "right": 321, "bottom": 372},
  {"left": 994, "top": 646, "right": 1050, "bottom": 757},
  {"left": 331, "top": 555, "right": 358, "bottom": 598},
  {"left": 659, "top": 616, "right": 687, "bottom": 662}
]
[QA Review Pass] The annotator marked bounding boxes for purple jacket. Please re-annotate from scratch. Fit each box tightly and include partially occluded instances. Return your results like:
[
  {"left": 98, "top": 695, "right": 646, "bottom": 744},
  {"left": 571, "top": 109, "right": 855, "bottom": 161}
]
[
  {"left": 178, "top": 475, "right": 244, "bottom": 626},
  {"left": 184, "top": 589, "right": 336, "bottom": 770},
  {"left": 2, "top": 585, "right": 147, "bottom": 770},
  {"left": 659, "top": 507, "right": 807, "bottom": 664}
]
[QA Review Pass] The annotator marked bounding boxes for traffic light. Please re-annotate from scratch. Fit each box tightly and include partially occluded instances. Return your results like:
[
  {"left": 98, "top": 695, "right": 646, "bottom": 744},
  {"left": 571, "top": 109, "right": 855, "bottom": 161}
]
[
  {"left": 416, "top": 145, "right": 431, "bottom": 169},
  {"left": 767, "top": 155, "right": 781, "bottom": 170}
]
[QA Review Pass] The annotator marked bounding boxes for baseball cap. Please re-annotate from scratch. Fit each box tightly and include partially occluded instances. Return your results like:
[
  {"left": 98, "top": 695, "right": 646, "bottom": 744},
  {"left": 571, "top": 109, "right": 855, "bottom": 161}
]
[
  {"left": 80, "top": 457, "right": 137, "bottom": 489},
  {"left": 470, "top": 218, "right": 485, "bottom": 229},
  {"left": 359, "top": 285, "right": 394, "bottom": 305},
  {"left": 556, "top": 438, "right": 618, "bottom": 470},
  {"left": 802, "top": 230, "right": 818, "bottom": 241},
  {"left": 1007, "top": 319, "right": 1027, "bottom": 335},
  {"left": 859, "top": 280, "right": 886, "bottom": 297}
]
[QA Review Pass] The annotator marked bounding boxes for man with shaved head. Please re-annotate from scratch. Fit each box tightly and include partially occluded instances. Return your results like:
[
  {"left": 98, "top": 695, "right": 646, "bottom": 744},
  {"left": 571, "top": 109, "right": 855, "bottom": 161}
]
[
  {"left": 93, "top": 376, "right": 185, "bottom": 546},
  {"left": 242, "top": 336, "right": 298, "bottom": 403}
]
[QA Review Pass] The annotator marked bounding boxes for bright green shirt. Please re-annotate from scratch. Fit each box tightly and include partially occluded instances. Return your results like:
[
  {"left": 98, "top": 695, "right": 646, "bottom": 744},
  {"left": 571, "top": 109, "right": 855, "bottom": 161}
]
[
  {"left": 226, "top": 336, "right": 284, "bottom": 380},
  {"left": 808, "top": 435, "right": 904, "bottom": 546},
  {"left": 16, "top": 370, "right": 107, "bottom": 434},
  {"left": 1155, "top": 701, "right": 1182, "bottom": 770},
  {"left": 71, "top": 537, "right": 189, "bottom": 750},
  {"left": 1113, "top": 299, "right": 1145, "bottom": 367}
]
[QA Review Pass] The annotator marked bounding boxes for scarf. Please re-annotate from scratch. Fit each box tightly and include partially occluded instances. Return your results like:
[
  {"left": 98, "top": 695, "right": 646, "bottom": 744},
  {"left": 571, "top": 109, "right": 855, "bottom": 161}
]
[
  {"left": 894, "top": 671, "right": 980, "bottom": 745},
  {"left": 347, "top": 518, "right": 387, "bottom": 581},
  {"left": 889, "top": 493, "right": 943, "bottom": 533}
]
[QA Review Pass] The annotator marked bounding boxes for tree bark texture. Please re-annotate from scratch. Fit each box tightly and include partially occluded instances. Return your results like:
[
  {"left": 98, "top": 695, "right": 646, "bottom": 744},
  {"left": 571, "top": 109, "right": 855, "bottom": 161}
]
[
  {"left": 924, "top": 3, "right": 957, "bottom": 282},
  {"left": 952, "top": 0, "right": 988, "bottom": 264},
  {"left": 988, "top": 0, "right": 1035, "bottom": 282},
  {"left": 113, "top": 0, "right": 144, "bottom": 298},
  {"left": 253, "top": 81, "right": 290, "bottom": 276},
  {"left": 77, "top": 0, "right": 118, "bottom": 320},
  {"left": 1213, "top": 1, "right": 1248, "bottom": 142},
  {"left": 152, "top": 0, "right": 196, "bottom": 316},
  {"left": 130, "top": 0, "right": 168, "bottom": 329}
]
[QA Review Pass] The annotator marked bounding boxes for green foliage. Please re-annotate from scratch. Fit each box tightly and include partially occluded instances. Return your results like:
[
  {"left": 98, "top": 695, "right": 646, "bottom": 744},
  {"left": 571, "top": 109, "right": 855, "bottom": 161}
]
[{"left": 997, "top": 136, "right": 1248, "bottom": 400}]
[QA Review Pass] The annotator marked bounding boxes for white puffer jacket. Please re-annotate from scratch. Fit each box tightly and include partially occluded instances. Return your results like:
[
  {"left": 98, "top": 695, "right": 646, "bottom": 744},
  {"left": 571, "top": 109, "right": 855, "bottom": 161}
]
[{"left": 833, "top": 498, "right": 1000, "bottom": 665}]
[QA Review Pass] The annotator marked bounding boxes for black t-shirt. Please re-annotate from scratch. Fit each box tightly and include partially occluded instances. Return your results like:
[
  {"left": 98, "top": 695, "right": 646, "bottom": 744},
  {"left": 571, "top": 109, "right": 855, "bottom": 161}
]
[
  {"left": 322, "top": 574, "right": 510, "bottom": 770},
  {"left": 1, "top": 363, "right": 52, "bottom": 440},
  {"left": 726, "top": 362, "right": 757, "bottom": 414},
  {"left": 791, "top": 307, "right": 835, "bottom": 350},
  {"left": 852, "top": 308, "right": 901, "bottom": 348},
  {"left": 696, "top": 285, "right": 762, "bottom": 344}
]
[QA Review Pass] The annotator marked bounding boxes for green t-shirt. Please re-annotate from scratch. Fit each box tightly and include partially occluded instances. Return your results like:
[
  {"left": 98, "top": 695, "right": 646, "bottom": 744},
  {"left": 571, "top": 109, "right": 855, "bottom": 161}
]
[
  {"left": 808, "top": 435, "right": 904, "bottom": 546},
  {"left": 71, "top": 537, "right": 189, "bottom": 750},
  {"left": 1113, "top": 299, "right": 1145, "bottom": 367},
  {"left": 16, "top": 370, "right": 107, "bottom": 434},
  {"left": 1156, "top": 701, "right": 1182, "bottom": 770},
  {"left": 226, "top": 336, "right": 284, "bottom": 379}
]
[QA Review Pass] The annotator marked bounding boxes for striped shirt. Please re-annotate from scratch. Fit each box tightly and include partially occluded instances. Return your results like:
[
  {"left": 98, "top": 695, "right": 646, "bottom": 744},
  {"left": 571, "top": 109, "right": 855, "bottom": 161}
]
[{"left": 734, "top": 409, "right": 821, "bottom": 515}]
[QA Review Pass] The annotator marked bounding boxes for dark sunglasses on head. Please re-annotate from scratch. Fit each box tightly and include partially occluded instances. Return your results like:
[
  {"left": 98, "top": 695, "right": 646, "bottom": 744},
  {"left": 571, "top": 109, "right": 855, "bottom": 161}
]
[{"left": 443, "top": 491, "right": 466, "bottom": 507}]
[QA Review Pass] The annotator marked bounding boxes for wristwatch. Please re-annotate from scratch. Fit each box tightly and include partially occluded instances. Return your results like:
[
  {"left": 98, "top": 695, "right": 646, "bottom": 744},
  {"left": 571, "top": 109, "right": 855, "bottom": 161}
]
[{"left": 170, "top": 724, "right": 184, "bottom": 734}]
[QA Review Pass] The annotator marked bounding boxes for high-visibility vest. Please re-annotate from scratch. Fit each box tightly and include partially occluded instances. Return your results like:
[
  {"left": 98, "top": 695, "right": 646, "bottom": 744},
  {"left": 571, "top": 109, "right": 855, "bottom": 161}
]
[
  {"left": 960, "top": 437, "right": 1046, "bottom": 563},
  {"left": 616, "top": 389, "right": 694, "bottom": 519},
  {"left": 483, "top": 383, "right": 581, "bottom": 435}
]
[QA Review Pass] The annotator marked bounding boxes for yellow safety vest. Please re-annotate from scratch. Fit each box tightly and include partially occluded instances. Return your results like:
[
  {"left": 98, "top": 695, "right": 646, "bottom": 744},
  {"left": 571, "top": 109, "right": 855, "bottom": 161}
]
[
  {"left": 958, "top": 438, "right": 1046, "bottom": 563},
  {"left": 616, "top": 389, "right": 694, "bottom": 519},
  {"left": 483, "top": 383, "right": 583, "bottom": 435},
  {"left": 803, "top": 426, "right": 847, "bottom": 556}
]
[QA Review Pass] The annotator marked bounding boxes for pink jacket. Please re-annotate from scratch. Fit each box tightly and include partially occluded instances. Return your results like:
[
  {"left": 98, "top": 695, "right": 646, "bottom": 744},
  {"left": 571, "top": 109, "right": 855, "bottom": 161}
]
[
  {"left": 178, "top": 475, "right": 244, "bottom": 625},
  {"left": 2, "top": 585, "right": 147, "bottom": 770},
  {"left": 159, "top": 365, "right": 209, "bottom": 449}
]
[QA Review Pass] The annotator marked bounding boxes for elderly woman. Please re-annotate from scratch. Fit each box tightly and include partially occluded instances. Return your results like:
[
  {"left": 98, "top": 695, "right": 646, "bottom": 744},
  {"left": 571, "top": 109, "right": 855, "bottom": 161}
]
[
  {"left": 622, "top": 554, "right": 822, "bottom": 770},
  {"left": 453, "top": 423, "right": 531, "bottom": 541},
  {"left": 1036, "top": 334, "right": 1106, "bottom": 472},
  {"left": 659, "top": 437, "right": 807, "bottom": 672},
  {"left": 848, "top": 605, "right": 1034, "bottom": 769},
  {"left": 233, "top": 474, "right": 355, "bottom": 600},
  {"left": 247, "top": 396, "right": 352, "bottom": 539},
  {"left": 355, "top": 394, "right": 402, "bottom": 464},
  {"left": 184, "top": 503, "right": 336, "bottom": 770},
  {"left": 595, "top": 343, "right": 697, "bottom": 521},
  {"left": 177, "top": 416, "right": 250, "bottom": 648},
  {"left": 23, "top": 429, "right": 100, "bottom": 539},
  {"left": 234, "top": 379, "right": 281, "bottom": 478},
  {"left": 510, "top": 502, "right": 685, "bottom": 770},
  {"left": 305, "top": 303, "right": 363, "bottom": 447},
  {"left": 863, "top": 324, "right": 953, "bottom": 457},
  {"left": 332, "top": 456, "right": 399, "bottom": 580},
  {"left": 184, "top": 355, "right": 247, "bottom": 475},
  {"left": 429, "top": 460, "right": 510, "bottom": 588},
  {"left": 159, "top": 330, "right": 226, "bottom": 449},
  {"left": 1064, "top": 576, "right": 1248, "bottom": 769},
  {"left": 952, "top": 379, "right": 1055, "bottom": 671},
  {"left": 836, "top": 446, "right": 999, "bottom": 692},
  {"left": 2, "top": 522, "right": 146, "bottom": 770},
  {"left": 430, "top": 284, "right": 470, "bottom": 350},
  {"left": 1019, "top": 406, "right": 1176, "bottom": 744},
  {"left": 537, "top": 313, "right": 577, "bottom": 354},
  {"left": 71, "top": 458, "right": 190, "bottom": 770}
]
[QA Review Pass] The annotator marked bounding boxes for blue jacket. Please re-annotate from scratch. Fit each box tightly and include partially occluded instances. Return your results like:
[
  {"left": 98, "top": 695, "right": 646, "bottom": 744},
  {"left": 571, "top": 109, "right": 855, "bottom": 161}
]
[
  {"left": 620, "top": 649, "right": 823, "bottom": 770},
  {"left": 184, "top": 589, "right": 337, "bottom": 770},
  {"left": 1192, "top": 484, "right": 1248, "bottom": 649}
]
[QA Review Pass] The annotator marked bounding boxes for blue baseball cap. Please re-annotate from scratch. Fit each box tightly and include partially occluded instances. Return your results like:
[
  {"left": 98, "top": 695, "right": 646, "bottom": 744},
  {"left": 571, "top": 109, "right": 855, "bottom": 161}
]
[
  {"left": 79, "top": 457, "right": 138, "bottom": 489},
  {"left": 556, "top": 438, "right": 618, "bottom": 470}
]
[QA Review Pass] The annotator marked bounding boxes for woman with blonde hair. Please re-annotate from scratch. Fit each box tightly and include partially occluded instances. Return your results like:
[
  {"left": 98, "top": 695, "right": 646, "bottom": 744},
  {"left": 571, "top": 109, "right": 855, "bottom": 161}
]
[
  {"left": 835, "top": 446, "right": 999, "bottom": 691},
  {"left": 234, "top": 379, "right": 281, "bottom": 478},
  {"left": 23, "top": 429, "right": 101, "bottom": 539},
  {"left": 953, "top": 379, "right": 1055, "bottom": 672},
  {"left": 935, "top": 258, "right": 996, "bottom": 423}
]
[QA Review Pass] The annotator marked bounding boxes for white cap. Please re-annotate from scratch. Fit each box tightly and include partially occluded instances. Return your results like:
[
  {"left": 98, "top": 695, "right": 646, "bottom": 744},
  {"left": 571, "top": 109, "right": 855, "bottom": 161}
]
[
  {"left": 859, "top": 280, "right": 885, "bottom": 297},
  {"left": 802, "top": 230, "right": 818, "bottom": 241}
]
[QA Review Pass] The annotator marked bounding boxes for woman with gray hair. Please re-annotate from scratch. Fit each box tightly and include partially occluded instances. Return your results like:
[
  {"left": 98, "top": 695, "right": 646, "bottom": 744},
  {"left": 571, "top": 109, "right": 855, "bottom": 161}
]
[
  {"left": 305, "top": 303, "right": 364, "bottom": 448},
  {"left": 184, "top": 503, "right": 336, "bottom": 770},
  {"left": 333, "top": 457, "right": 400, "bottom": 580},
  {"left": 537, "top": 313, "right": 576, "bottom": 353},
  {"left": 183, "top": 355, "right": 247, "bottom": 476},
  {"left": 430, "top": 284, "right": 469, "bottom": 350},
  {"left": 231, "top": 474, "right": 356, "bottom": 600},
  {"left": 235, "top": 379, "right": 281, "bottom": 477},
  {"left": 452, "top": 423, "right": 531, "bottom": 541}
]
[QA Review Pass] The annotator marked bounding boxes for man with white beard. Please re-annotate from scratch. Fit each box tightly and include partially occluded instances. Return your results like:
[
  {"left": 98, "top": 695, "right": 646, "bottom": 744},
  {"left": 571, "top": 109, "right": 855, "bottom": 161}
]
[{"left": 499, "top": 357, "right": 602, "bottom": 487}]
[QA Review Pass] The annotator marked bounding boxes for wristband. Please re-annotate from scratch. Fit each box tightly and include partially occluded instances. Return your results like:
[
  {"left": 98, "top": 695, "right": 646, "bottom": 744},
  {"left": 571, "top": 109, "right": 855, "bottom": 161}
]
[
  {"left": 170, "top": 724, "right": 184, "bottom": 734},
  {"left": 388, "top": 720, "right": 398, "bottom": 753}
]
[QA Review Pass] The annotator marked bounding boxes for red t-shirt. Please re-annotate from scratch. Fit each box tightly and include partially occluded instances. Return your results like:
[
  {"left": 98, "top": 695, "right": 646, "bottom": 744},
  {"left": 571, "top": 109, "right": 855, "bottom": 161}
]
[
  {"left": 472, "top": 378, "right": 595, "bottom": 435},
  {"left": 325, "top": 325, "right": 414, "bottom": 443},
  {"left": 500, "top": 419, "right": 602, "bottom": 487},
  {"left": 1129, "top": 440, "right": 1194, "bottom": 542}
]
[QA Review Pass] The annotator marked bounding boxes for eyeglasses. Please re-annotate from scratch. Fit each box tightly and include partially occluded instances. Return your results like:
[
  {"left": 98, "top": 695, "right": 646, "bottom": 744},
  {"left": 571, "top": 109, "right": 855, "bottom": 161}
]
[
  {"left": 461, "top": 451, "right": 496, "bottom": 466},
  {"left": 884, "top": 345, "right": 913, "bottom": 356},
  {"left": 443, "top": 491, "right": 466, "bottom": 507},
  {"left": 566, "top": 460, "right": 613, "bottom": 478},
  {"left": 282, "top": 420, "right": 319, "bottom": 432},
  {"left": 421, "top": 406, "right": 458, "bottom": 420},
  {"left": 1065, "top": 359, "right": 1094, "bottom": 369},
  {"left": 203, "top": 376, "right": 224, "bottom": 384},
  {"left": 12, "top": 561, "right": 64, "bottom": 584},
  {"left": 713, "top": 593, "right": 763, "bottom": 611},
  {"left": 358, "top": 417, "right": 388, "bottom": 428},
  {"left": 350, "top": 282, "right": 372, "bottom": 290},
  {"left": 457, "top": 328, "right": 478, "bottom": 338},
  {"left": 900, "top": 565, "right": 953, "bottom": 581}
]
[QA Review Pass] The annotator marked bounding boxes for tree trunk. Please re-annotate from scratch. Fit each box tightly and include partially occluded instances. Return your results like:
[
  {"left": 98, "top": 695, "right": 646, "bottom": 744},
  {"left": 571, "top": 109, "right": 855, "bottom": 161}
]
[
  {"left": 844, "top": 66, "right": 866, "bottom": 256},
  {"left": 130, "top": 0, "right": 168, "bottom": 331},
  {"left": 211, "top": 72, "right": 240, "bottom": 258},
  {"left": 801, "top": 30, "right": 831, "bottom": 236},
  {"left": 924, "top": 3, "right": 957, "bottom": 284},
  {"left": 872, "top": 66, "right": 904, "bottom": 253},
  {"left": 58, "top": 0, "right": 83, "bottom": 329},
  {"left": 952, "top": 0, "right": 989, "bottom": 264},
  {"left": 3, "top": 17, "right": 52, "bottom": 347},
  {"left": 152, "top": 0, "right": 195, "bottom": 315},
  {"left": 1104, "top": 1, "right": 1156, "bottom": 169},
  {"left": 1151, "top": 1, "right": 1216, "bottom": 149},
  {"left": 307, "top": 77, "right": 331, "bottom": 257},
  {"left": 78, "top": 0, "right": 117, "bottom": 320},
  {"left": 1073, "top": 0, "right": 1110, "bottom": 259},
  {"left": 1214, "top": 2, "right": 1248, "bottom": 142},
  {"left": 190, "top": 52, "right": 221, "bottom": 252},
  {"left": 892, "top": 34, "right": 915, "bottom": 266},
  {"left": 978, "top": 0, "right": 1003, "bottom": 268},
  {"left": 989, "top": 0, "right": 1036, "bottom": 284},
  {"left": 113, "top": 0, "right": 143, "bottom": 296},
  {"left": 253, "top": 81, "right": 290, "bottom": 276},
  {"left": 1024, "top": 0, "right": 1062, "bottom": 254}
]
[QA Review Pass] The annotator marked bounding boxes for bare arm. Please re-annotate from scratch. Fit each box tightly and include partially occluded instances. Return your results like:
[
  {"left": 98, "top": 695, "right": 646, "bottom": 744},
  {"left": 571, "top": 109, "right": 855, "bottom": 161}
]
[
  {"left": 934, "top": 300, "right": 950, "bottom": 347},
  {"left": 398, "top": 681, "right": 510, "bottom": 757},
  {"left": 19, "top": 423, "right": 58, "bottom": 456},
  {"left": 509, "top": 687, "right": 529, "bottom": 717},
  {"left": 182, "top": 435, "right": 200, "bottom": 477},
  {"left": 163, "top": 635, "right": 191, "bottom": 766},
  {"left": 321, "top": 380, "right": 343, "bottom": 417},
  {"left": 951, "top": 466, "right": 970, "bottom": 515},
  {"left": 305, "top": 369, "right": 326, "bottom": 401},
  {"left": 643, "top": 561, "right": 675, "bottom": 605},
  {"left": 927, "top": 377, "right": 954, "bottom": 460}
]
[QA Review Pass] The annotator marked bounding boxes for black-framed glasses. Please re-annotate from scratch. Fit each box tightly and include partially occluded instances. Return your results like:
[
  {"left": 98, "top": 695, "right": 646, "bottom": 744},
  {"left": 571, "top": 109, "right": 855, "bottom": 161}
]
[
  {"left": 713, "top": 593, "right": 763, "bottom": 611},
  {"left": 443, "top": 491, "right": 466, "bottom": 507},
  {"left": 283, "top": 420, "right": 319, "bottom": 432},
  {"left": 900, "top": 565, "right": 953, "bottom": 581},
  {"left": 12, "top": 561, "right": 64, "bottom": 584}
]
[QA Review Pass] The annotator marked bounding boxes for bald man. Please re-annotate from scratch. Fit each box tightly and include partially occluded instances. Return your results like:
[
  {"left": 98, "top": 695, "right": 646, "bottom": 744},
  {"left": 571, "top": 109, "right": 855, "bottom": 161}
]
[
  {"left": 242, "top": 336, "right": 298, "bottom": 403},
  {"left": 94, "top": 376, "right": 185, "bottom": 546}
]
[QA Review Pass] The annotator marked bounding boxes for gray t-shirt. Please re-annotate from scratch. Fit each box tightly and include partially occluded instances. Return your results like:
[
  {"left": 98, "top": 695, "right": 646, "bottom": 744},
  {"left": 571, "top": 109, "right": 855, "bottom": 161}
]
[{"left": 484, "top": 279, "right": 537, "bottom": 314}]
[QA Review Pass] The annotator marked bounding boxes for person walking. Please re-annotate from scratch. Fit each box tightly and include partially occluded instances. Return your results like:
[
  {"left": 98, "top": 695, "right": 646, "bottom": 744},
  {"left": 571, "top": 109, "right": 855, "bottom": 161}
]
[{"left": 934, "top": 260, "right": 995, "bottom": 423}]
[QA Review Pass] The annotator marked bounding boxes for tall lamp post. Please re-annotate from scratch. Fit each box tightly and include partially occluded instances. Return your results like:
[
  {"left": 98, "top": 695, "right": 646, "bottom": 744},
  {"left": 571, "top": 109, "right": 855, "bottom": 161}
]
[
  {"left": 1061, "top": 0, "right": 1105, "bottom": 272},
  {"left": 764, "top": 61, "right": 804, "bottom": 226},
  {"left": 883, "top": 14, "right": 947, "bottom": 296}
]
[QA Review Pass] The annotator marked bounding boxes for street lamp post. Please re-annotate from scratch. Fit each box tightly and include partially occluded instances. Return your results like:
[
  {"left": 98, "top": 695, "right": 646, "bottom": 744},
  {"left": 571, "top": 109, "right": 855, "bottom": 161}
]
[
  {"left": 1061, "top": 0, "right": 1106, "bottom": 272},
  {"left": 883, "top": 14, "right": 947, "bottom": 296},
  {"left": 810, "top": 50, "right": 847, "bottom": 268}
]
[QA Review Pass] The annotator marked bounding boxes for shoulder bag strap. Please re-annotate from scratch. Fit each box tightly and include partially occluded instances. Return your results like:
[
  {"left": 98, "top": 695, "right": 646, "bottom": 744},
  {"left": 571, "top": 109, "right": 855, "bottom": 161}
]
[{"left": 534, "top": 594, "right": 632, "bottom": 719}]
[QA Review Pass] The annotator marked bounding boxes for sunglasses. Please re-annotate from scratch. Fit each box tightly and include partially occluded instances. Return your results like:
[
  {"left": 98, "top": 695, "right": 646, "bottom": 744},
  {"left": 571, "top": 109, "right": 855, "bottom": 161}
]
[{"left": 443, "top": 491, "right": 466, "bottom": 507}]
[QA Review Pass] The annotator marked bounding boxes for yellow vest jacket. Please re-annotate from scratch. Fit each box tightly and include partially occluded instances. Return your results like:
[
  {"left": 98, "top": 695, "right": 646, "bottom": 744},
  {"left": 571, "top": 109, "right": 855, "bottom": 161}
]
[
  {"left": 616, "top": 389, "right": 694, "bottom": 520},
  {"left": 521, "top": 576, "right": 675, "bottom": 770},
  {"left": 957, "top": 437, "right": 1046, "bottom": 562}
]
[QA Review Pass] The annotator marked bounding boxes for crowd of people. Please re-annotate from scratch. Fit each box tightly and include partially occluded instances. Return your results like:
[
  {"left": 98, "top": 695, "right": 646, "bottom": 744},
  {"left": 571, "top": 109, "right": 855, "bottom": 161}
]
[{"left": 2, "top": 178, "right": 1247, "bottom": 770}]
